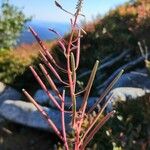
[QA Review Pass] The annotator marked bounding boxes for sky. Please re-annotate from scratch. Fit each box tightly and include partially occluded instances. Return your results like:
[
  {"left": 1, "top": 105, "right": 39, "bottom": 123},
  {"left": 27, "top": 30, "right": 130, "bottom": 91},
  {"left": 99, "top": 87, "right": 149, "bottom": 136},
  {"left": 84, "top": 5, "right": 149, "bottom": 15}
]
[{"left": 1, "top": 0, "right": 130, "bottom": 23}]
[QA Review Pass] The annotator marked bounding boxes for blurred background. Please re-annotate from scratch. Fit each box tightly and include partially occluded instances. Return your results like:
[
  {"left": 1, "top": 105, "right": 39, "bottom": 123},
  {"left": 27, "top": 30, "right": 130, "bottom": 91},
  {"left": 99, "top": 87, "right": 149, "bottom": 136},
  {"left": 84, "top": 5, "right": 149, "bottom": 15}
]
[{"left": 1, "top": 0, "right": 129, "bottom": 44}]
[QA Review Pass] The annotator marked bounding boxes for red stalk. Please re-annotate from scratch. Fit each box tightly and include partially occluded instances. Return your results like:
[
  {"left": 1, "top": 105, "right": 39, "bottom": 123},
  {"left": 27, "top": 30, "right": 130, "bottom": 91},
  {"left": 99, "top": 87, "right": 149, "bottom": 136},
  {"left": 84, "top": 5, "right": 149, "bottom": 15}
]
[
  {"left": 39, "top": 63, "right": 64, "bottom": 102},
  {"left": 61, "top": 91, "right": 69, "bottom": 150},
  {"left": 22, "top": 89, "right": 64, "bottom": 141},
  {"left": 66, "top": 15, "right": 78, "bottom": 128},
  {"left": 30, "top": 66, "right": 62, "bottom": 111},
  {"left": 39, "top": 50, "right": 69, "bottom": 85},
  {"left": 29, "top": 26, "right": 47, "bottom": 53},
  {"left": 29, "top": 26, "right": 66, "bottom": 73}
]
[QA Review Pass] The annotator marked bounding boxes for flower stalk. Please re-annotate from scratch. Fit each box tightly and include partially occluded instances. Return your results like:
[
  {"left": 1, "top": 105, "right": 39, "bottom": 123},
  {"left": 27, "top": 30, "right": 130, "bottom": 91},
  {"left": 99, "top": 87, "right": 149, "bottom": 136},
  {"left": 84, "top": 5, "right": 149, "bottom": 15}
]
[{"left": 23, "top": 1, "right": 123, "bottom": 149}]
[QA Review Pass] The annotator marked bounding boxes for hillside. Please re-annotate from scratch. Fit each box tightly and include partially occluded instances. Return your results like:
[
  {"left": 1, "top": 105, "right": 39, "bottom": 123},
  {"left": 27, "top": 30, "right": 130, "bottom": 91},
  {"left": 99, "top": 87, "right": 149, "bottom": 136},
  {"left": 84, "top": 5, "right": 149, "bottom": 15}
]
[
  {"left": 65, "top": 0, "right": 150, "bottom": 68},
  {"left": 0, "top": 0, "right": 150, "bottom": 88}
]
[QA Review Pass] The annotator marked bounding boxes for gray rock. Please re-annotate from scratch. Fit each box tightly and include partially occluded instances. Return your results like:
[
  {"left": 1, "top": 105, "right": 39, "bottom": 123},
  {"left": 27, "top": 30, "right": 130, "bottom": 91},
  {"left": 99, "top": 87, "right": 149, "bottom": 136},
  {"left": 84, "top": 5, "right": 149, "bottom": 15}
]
[
  {"left": 114, "top": 70, "right": 150, "bottom": 89},
  {"left": 48, "top": 96, "right": 97, "bottom": 110},
  {"left": 0, "top": 100, "right": 71, "bottom": 132},
  {"left": 0, "top": 82, "right": 22, "bottom": 104},
  {"left": 33, "top": 89, "right": 97, "bottom": 110},
  {"left": 33, "top": 89, "right": 55, "bottom": 104},
  {"left": 106, "top": 87, "right": 150, "bottom": 112}
]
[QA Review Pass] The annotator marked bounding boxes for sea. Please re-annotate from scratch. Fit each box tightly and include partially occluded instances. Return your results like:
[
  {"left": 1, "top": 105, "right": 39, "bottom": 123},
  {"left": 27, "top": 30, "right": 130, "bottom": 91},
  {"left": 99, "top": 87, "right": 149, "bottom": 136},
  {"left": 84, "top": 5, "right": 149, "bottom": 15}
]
[{"left": 18, "top": 20, "right": 70, "bottom": 44}]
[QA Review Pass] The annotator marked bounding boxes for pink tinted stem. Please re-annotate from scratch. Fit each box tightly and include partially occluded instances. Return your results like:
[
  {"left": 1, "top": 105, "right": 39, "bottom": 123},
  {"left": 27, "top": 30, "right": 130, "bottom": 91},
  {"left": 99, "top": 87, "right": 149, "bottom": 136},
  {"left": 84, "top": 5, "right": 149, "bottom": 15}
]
[
  {"left": 40, "top": 50, "right": 69, "bottom": 85},
  {"left": 29, "top": 27, "right": 66, "bottom": 73},
  {"left": 30, "top": 66, "right": 62, "bottom": 111},
  {"left": 39, "top": 64, "right": 64, "bottom": 102},
  {"left": 22, "top": 89, "right": 64, "bottom": 141},
  {"left": 61, "top": 91, "right": 69, "bottom": 150},
  {"left": 29, "top": 26, "right": 47, "bottom": 52},
  {"left": 79, "top": 94, "right": 113, "bottom": 146}
]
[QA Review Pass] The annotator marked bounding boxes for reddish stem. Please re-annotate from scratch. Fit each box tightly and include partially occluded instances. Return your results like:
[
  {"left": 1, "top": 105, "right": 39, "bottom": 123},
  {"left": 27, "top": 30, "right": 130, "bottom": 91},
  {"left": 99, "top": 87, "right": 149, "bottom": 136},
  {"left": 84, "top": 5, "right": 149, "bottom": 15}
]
[
  {"left": 39, "top": 63, "right": 64, "bottom": 102},
  {"left": 30, "top": 66, "right": 62, "bottom": 111},
  {"left": 61, "top": 91, "right": 69, "bottom": 150},
  {"left": 22, "top": 89, "right": 64, "bottom": 141},
  {"left": 39, "top": 50, "right": 69, "bottom": 85}
]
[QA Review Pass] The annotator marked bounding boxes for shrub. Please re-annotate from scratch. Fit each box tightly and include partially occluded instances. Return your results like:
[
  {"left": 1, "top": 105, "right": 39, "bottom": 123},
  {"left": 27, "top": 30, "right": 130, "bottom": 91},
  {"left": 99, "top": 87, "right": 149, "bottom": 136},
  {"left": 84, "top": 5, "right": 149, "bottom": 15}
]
[
  {"left": 89, "top": 94, "right": 150, "bottom": 150},
  {"left": 0, "top": 48, "right": 40, "bottom": 92},
  {"left": 0, "top": 0, "right": 30, "bottom": 50},
  {"left": 110, "top": 94, "right": 150, "bottom": 150},
  {"left": 0, "top": 50, "right": 33, "bottom": 84},
  {"left": 52, "top": 0, "right": 150, "bottom": 69}
]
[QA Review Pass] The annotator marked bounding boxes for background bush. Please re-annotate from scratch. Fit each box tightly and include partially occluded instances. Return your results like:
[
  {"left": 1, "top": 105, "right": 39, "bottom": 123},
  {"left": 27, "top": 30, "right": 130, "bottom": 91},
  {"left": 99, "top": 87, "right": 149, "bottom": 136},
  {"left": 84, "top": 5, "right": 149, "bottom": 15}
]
[
  {"left": 0, "top": 0, "right": 30, "bottom": 50},
  {"left": 52, "top": 0, "right": 150, "bottom": 69},
  {"left": 80, "top": 0, "right": 150, "bottom": 68},
  {"left": 0, "top": 50, "right": 33, "bottom": 85},
  {"left": 88, "top": 94, "right": 150, "bottom": 150}
]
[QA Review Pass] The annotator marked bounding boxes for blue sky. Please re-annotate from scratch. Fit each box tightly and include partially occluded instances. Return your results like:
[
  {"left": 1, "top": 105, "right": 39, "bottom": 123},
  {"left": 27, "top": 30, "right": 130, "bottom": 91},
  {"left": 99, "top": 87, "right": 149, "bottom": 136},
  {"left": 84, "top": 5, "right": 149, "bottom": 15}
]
[{"left": 1, "top": 0, "right": 129, "bottom": 22}]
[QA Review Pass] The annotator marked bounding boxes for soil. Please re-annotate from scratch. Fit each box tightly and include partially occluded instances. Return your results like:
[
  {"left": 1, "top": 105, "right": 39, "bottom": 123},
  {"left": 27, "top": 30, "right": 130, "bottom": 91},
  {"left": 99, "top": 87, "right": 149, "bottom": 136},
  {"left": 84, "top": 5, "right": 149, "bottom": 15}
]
[{"left": 0, "top": 120, "right": 60, "bottom": 150}]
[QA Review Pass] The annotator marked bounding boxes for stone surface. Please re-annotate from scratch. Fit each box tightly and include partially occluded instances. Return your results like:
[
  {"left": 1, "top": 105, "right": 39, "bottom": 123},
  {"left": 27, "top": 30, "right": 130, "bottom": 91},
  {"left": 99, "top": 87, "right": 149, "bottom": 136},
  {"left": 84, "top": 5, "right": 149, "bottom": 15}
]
[
  {"left": 1, "top": 86, "right": 149, "bottom": 131},
  {"left": 0, "top": 100, "right": 71, "bottom": 132},
  {"left": 33, "top": 89, "right": 55, "bottom": 105},
  {"left": 33, "top": 89, "right": 97, "bottom": 109},
  {"left": 48, "top": 96, "right": 97, "bottom": 110},
  {"left": 106, "top": 87, "right": 150, "bottom": 112},
  {"left": 0, "top": 82, "right": 22, "bottom": 104},
  {"left": 114, "top": 70, "right": 150, "bottom": 89}
]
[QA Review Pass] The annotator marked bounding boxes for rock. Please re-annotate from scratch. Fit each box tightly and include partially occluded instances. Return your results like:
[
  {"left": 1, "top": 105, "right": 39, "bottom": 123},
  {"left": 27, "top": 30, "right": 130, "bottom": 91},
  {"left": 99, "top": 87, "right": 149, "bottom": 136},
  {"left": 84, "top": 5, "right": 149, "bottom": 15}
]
[
  {"left": 33, "top": 89, "right": 97, "bottom": 109},
  {"left": 0, "top": 100, "right": 71, "bottom": 132},
  {"left": 33, "top": 89, "right": 55, "bottom": 104},
  {"left": 0, "top": 117, "right": 5, "bottom": 123},
  {"left": 106, "top": 87, "right": 150, "bottom": 112},
  {"left": 48, "top": 96, "right": 97, "bottom": 110},
  {"left": 114, "top": 70, "right": 150, "bottom": 89},
  {"left": 0, "top": 82, "right": 22, "bottom": 104}
]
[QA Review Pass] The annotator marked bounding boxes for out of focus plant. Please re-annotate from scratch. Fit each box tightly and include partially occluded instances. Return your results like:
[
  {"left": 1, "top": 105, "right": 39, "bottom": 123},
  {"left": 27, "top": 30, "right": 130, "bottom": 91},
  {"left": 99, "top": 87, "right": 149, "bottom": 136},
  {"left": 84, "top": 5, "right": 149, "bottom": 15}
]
[
  {"left": 0, "top": 0, "right": 30, "bottom": 50},
  {"left": 138, "top": 41, "right": 150, "bottom": 74},
  {"left": 110, "top": 94, "right": 150, "bottom": 150},
  {"left": 56, "top": 0, "right": 149, "bottom": 69},
  {"left": 0, "top": 50, "right": 33, "bottom": 84},
  {"left": 87, "top": 94, "right": 150, "bottom": 150}
]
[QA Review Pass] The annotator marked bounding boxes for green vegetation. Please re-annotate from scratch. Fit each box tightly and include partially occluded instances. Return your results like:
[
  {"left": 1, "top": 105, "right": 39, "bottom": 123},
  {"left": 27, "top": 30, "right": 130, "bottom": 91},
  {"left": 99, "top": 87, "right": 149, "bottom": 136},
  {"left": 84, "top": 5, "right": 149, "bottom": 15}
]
[
  {"left": 82, "top": 0, "right": 149, "bottom": 68},
  {"left": 0, "top": 50, "right": 33, "bottom": 84},
  {"left": 53, "top": 0, "right": 149, "bottom": 68},
  {"left": 0, "top": 0, "right": 30, "bottom": 50},
  {"left": 88, "top": 94, "right": 150, "bottom": 150}
]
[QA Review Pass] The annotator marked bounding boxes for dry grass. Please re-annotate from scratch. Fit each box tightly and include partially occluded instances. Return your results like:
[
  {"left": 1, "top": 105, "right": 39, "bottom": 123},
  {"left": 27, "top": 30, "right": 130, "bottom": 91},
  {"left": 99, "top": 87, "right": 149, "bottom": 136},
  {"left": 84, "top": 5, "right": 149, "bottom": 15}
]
[{"left": 12, "top": 40, "right": 57, "bottom": 60}]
